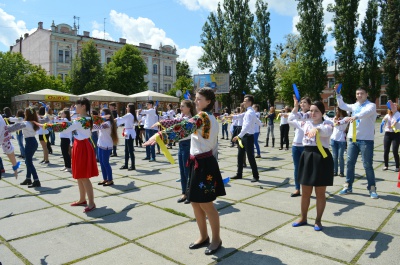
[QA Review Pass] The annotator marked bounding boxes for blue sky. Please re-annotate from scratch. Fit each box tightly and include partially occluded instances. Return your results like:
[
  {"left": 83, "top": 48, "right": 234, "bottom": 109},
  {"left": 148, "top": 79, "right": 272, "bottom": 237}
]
[{"left": 0, "top": 0, "right": 370, "bottom": 74}]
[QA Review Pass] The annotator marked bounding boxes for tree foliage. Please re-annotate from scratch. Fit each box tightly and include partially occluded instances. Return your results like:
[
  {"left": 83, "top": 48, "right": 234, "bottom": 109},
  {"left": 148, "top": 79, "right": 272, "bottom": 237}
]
[
  {"left": 167, "top": 76, "right": 193, "bottom": 100},
  {"left": 379, "top": 0, "right": 400, "bottom": 101},
  {"left": 254, "top": 0, "right": 276, "bottom": 107},
  {"left": 105, "top": 44, "right": 148, "bottom": 95},
  {"left": 360, "top": 0, "right": 381, "bottom": 103},
  {"left": 68, "top": 40, "right": 105, "bottom": 95},
  {"left": 328, "top": 0, "right": 360, "bottom": 103},
  {"left": 176, "top": 60, "right": 192, "bottom": 79},
  {"left": 296, "top": 0, "right": 327, "bottom": 100}
]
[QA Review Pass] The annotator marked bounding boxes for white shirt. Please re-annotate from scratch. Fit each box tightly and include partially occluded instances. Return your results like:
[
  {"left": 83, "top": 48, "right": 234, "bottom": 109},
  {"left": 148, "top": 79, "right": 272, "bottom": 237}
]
[
  {"left": 288, "top": 111, "right": 311, "bottom": 146},
  {"left": 116, "top": 113, "right": 136, "bottom": 139},
  {"left": 238, "top": 107, "right": 257, "bottom": 138},
  {"left": 383, "top": 112, "right": 400, "bottom": 132},
  {"left": 280, "top": 113, "right": 289, "bottom": 125},
  {"left": 54, "top": 118, "right": 73, "bottom": 139},
  {"left": 190, "top": 113, "right": 219, "bottom": 158},
  {"left": 232, "top": 112, "right": 245, "bottom": 126},
  {"left": 7, "top": 117, "right": 37, "bottom": 138},
  {"left": 141, "top": 108, "right": 158, "bottom": 130},
  {"left": 336, "top": 94, "right": 377, "bottom": 140},
  {"left": 60, "top": 117, "right": 92, "bottom": 140},
  {"left": 326, "top": 117, "right": 348, "bottom": 142},
  {"left": 290, "top": 120, "right": 334, "bottom": 148},
  {"left": 93, "top": 120, "right": 113, "bottom": 149},
  {"left": 167, "top": 109, "right": 175, "bottom": 119}
]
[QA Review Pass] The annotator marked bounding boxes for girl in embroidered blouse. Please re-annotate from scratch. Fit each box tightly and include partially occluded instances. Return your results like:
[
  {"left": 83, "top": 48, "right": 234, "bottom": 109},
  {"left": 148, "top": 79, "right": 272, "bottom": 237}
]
[
  {"left": 39, "top": 98, "right": 100, "bottom": 213},
  {"left": 0, "top": 115, "right": 21, "bottom": 180},
  {"left": 289, "top": 101, "right": 334, "bottom": 231},
  {"left": 95, "top": 108, "right": 119, "bottom": 186},
  {"left": 53, "top": 109, "right": 72, "bottom": 172},
  {"left": 144, "top": 88, "right": 226, "bottom": 255}
]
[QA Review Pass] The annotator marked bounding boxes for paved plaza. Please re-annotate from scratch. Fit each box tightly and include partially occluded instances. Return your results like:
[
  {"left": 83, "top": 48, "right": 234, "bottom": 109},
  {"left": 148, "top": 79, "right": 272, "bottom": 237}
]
[{"left": 0, "top": 123, "right": 399, "bottom": 264}]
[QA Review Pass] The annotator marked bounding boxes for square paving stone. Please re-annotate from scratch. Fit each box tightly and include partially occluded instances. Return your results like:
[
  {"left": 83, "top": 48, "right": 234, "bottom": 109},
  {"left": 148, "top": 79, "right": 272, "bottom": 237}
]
[
  {"left": 328, "top": 192, "right": 399, "bottom": 210},
  {"left": 352, "top": 178, "right": 399, "bottom": 195},
  {"left": 0, "top": 196, "right": 51, "bottom": 218},
  {"left": 10, "top": 223, "right": 125, "bottom": 264},
  {"left": 137, "top": 221, "right": 254, "bottom": 264},
  {"left": 222, "top": 182, "right": 265, "bottom": 201},
  {"left": 93, "top": 177, "right": 150, "bottom": 195},
  {"left": 74, "top": 243, "right": 176, "bottom": 265},
  {"left": 0, "top": 207, "right": 82, "bottom": 241},
  {"left": 218, "top": 239, "right": 343, "bottom": 265},
  {"left": 0, "top": 244, "right": 25, "bottom": 265},
  {"left": 0, "top": 185, "right": 29, "bottom": 200},
  {"left": 219, "top": 203, "right": 294, "bottom": 236},
  {"left": 357, "top": 233, "right": 400, "bottom": 264},
  {"left": 380, "top": 209, "right": 400, "bottom": 236},
  {"left": 94, "top": 205, "right": 187, "bottom": 240},
  {"left": 266, "top": 224, "right": 375, "bottom": 263},
  {"left": 130, "top": 169, "right": 177, "bottom": 183},
  {"left": 120, "top": 184, "right": 180, "bottom": 203}
]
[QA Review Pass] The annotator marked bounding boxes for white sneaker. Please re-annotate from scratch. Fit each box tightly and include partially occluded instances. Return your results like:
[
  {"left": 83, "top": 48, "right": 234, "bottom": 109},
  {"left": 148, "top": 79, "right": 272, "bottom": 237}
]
[
  {"left": 59, "top": 167, "right": 66, "bottom": 171},
  {"left": 64, "top": 168, "right": 72, "bottom": 172},
  {"left": 369, "top": 186, "right": 378, "bottom": 199}
]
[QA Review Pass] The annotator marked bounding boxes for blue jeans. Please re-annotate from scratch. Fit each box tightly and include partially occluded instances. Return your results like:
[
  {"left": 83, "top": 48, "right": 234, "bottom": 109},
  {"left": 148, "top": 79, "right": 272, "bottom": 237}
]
[
  {"left": 178, "top": 140, "right": 191, "bottom": 194},
  {"left": 0, "top": 156, "right": 3, "bottom": 171},
  {"left": 221, "top": 123, "right": 228, "bottom": 138},
  {"left": 346, "top": 140, "right": 376, "bottom": 190},
  {"left": 98, "top": 148, "right": 113, "bottom": 181},
  {"left": 16, "top": 131, "right": 25, "bottom": 157},
  {"left": 91, "top": 131, "right": 99, "bottom": 159},
  {"left": 49, "top": 129, "right": 56, "bottom": 145},
  {"left": 292, "top": 146, "right": 304, "bottom": 190},
  {"left": 145, "top": 129, "right": 157, "bottom": 159},
  {"left": 254, "top": 132, "right": 260, "bottom": 156},
  {"left": 25, "top": 137, "right": 38, "bottom": 180},
  {"left": 331, "top": 140, "right": 346, "bottom": 175}
]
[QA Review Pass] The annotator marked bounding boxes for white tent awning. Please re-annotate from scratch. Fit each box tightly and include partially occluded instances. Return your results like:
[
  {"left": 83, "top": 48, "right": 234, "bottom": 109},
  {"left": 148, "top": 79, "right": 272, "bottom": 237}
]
[{"left": 129, "top": 90, "right": 179, "bottom": 102}]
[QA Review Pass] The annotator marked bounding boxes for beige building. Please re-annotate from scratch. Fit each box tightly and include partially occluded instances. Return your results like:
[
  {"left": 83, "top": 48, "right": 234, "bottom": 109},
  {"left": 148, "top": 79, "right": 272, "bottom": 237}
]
[{"left": 10, "top": 21, "right": 178, "bottom": 94}]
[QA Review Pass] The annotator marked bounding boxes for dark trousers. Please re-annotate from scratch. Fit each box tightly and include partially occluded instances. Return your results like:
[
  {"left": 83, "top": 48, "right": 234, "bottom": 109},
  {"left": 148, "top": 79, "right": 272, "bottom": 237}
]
[
  {"left": 125, "top": 135, "right": 135, "bottom": 167},
  {"left": 25, "top": 137, "right": 39, "bottom": 180},
  {"left": 60, "top": 138, "right": 71, "bottom": 168},
  {"left": 237, "top": 134, "right": 259, "bottom": 178},
  {"left": 49, "top": 130, "right": 56, "bottom": 145},
  {"left": 46, "top": 133, "right": 52, "bottom": 153},
  {"left": 178, "top": 140, "right": 191, "bottom": 194},
  {"left": 222, "top": 123, "right": 228, "bottom": 138},
  {"left": 383, "top": 132, "right": 400, "bottom": 168},
  {"left": 145, "top": 129, "right": 156, "bottom": 159},
  {"left": 112, "top": 145, "right": 117, "bottom": 155},
  {"left": 135, "top": 126, "right": 143, "bottom": 146},
  {"left": 280, "top": 124, "right": 290, "bottom": 149}
]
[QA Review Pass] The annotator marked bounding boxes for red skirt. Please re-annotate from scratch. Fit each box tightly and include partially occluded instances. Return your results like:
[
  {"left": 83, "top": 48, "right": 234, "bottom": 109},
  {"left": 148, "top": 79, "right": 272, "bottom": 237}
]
[
  {"left": 398, "top": 171, "right": 400, "bottom": 188},
  {"left": 71, "top": 138, "right": 98, "bottom": 179}
]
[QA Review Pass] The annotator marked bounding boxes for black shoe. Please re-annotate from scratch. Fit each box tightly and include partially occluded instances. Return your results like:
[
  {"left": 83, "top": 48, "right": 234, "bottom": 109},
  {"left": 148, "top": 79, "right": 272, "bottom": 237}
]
[
  {"left": 189, "top": 237, "right": 210, "bottom": 249},
  {"left": 142, "top": 157, "right": 150, "bottom": 160},
  {"left": 110, "top": 154, "right": 118, "bottom": 157},
  {"left": 184, "top": 199, "right": 190, "bottom": 204},
  {"left": 43, "top": 161, "right": 50, "bottom": 164},
  {"left": 251, "top": 178, "right": 259, "bottom": 183},
  {"left": 243, "top": 163, "right": 247, "bottom": 168},
  {"left": 231, "top": 175, "right": 242, "bottom": 180},
  {"left": 120, "top": 165, "right": 128, "bottom": 170},
  {"left": 20, "top": 179, "right": 32, "bottom": 185},
  {"left": 177, "top": 196, "right": 187, "bottom": 203},
  {"left": 290, "top": 192, "right": 301, "bottom": 197},
  {"left": 128, "top": 166, "right": 135, "bottom": 171},
  {"left": 205, "top": 241, "right": 222, "bottom": 255},
  {"left": 28, "top": 180, "right": 41, "bottom": 188}
]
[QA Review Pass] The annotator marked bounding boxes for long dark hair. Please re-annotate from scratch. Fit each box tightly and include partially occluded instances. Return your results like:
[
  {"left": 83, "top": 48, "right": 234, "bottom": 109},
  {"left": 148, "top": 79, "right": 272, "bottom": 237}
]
[
  {"left": 3, "top": 107, "right": 12, "bottom": 118},
  {"left": 101, "top": 108, "right": 119, "bottom": 145},
  {"left": 181, "top": 99, "right": 196, "bottom": 117},
  {"left": 127, "top": 103, "right": 138, "bottom": 122},
  {"left": 38, "top": 106, "right": 46, "bottom": 116},
  {"left": 335, "top": 107, "right": 347, "bottom": 119},
  {"left": 196, "top": 87, "right": 215, "bottom": 112},
  {"left": 62, "top": 109, "right": 71, "bottom": 121},
  {"left": 76, "top": 97, "right": 92, "bottom": 129},
  {"left": 25, "top": 107, "right": 39, "bottom": 131},
  {"left": 16, "top": 109, "right": 24, "bottom": 118}
]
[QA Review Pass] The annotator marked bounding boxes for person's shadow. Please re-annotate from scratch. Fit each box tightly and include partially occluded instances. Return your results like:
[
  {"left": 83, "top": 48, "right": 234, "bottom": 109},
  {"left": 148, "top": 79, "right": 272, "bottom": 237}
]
[
  {"left": 327, "top": 194, "right": 365, "bottom": 216},
  {"left": 213, "top": 247, "right": 285, "bottom": 264}
]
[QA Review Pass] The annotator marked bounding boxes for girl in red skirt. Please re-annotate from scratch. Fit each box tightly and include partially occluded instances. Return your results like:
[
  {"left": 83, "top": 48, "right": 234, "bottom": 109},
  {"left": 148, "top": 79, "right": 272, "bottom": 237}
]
[{"left": 42, "top": 98, "right": 100, "bottom": 213}]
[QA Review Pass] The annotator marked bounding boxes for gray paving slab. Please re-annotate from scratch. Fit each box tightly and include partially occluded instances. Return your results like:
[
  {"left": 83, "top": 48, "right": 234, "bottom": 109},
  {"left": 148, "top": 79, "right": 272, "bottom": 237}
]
[
  {"left": 9, "top": 223, "right": 126, "bottom": 264},
  {"left": 129, "top": 169, "right": 177, "bottom": 183},
  {"left": 0, "top": 185, "right": 28, "bottom": 200},
  {"left": 219, "top": 203, "right": 294, "bottom": 236},
  {"left": 120, "top": 183, "right": 179, "bottom": 203},
  {"left": 328, "top": 192, "right": 399, "bottom": 210},
  {"left": 0, "top": 207, "right": 82, "bottom": 241},
  {"left": 266, "top": 224, "right": 375, "bottom": 262},
  {"left": 0, "top": 244, "right": 25, "bottom": 265},
  {"left": 218, "top": 239, "right": 343, "bottom": 265},
  {"left": 94, "top": 205, "right": 187, "bottom": 240},
  {"left": 137, "top": 221, "right": 254, "bottom": 264},
  {"left": 93, "top": 176, "right": 150, "bottom": 195},
  {"left": 75, "top": 243, "right": 177, "bottom": 265},
  {"left": 352, "top": 177, "right": 399, "bottom": 195},
  {"left": 0, "top": 196, "right": 51, "bottom": 218},
  {"left": 221, "top": 182, "right": 265, "bottom": 201},
  {"left": 357, "top": 233, "right": 400, "bottom": 265},
  {"left": 380, "top": 209, "right": 400, "bottom": 236}
]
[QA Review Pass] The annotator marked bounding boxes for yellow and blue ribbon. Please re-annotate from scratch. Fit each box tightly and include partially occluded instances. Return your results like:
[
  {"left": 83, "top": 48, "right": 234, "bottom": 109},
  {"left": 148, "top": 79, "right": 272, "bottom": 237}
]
[
  {"left": 352, "top": 120, "right": 356, "bottom": 142},
  {"left": 237, "top": 136, "right": 244, "bottom": 148},
  {"left": 155, "top": 134, "right": 175, "bottom": 164},
  {"left": 315, "top": 131, "right": 328, "bottom": 158}
]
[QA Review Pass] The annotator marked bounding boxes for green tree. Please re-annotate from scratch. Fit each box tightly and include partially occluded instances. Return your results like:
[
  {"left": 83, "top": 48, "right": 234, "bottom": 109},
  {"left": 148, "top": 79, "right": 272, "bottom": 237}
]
[
  {"left": 328, "top": 0, "right": 360, "bottom": 103},
  {"left": 176, "top": 60, "right": 192, "bottom": 79},
  {"left": 105, "top": 44, "right": 148, "bottom": 95},
  {"left": 166, "top": 76, "right": 193, "bottom": 100},
  {"left": 360, "top": 0, "right": 381, "bottom": 103},
  {"left": 224, "top": 0, "right": 255, "bottom": 99},
  {"left": 379, "top": 0, "right": 400, "bottom": 101},
  {"left": 296, "top": 0, "right": 327, "bottom": 100},
  {"left": 254, "top": 0, "right": 276, "bottom": 107},
  {"left": 279, "top": 62, "right": 302, "bottom": 106},
  {"left": 68, "top": 40, "right": 105, "bottom": 95}
]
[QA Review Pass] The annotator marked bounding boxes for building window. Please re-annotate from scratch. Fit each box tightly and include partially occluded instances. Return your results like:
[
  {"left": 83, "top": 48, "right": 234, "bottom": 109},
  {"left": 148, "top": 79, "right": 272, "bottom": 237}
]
[
  {"left": 164, "top": 84, "right": 168, "bottom": 91},
  {"left": 380, "top": 95, "right": 387, "bottom": 106},
  {"left": 328, "top": 96, "right": 335, "bottom": 107},
  {"left": 153, "top": 83, "right": 157, "bottom": 91},
  {"left": 168, "top": 84, "right": 171, "bottom": 91},
  {"left": 58, "top": 50, "right": 64, "bottom": 63},
  {"left": 164, "top": 66, "right": 172, "bottom": 76},
  {"left": 65, "top": 50, "right": 70, "bottom": 63},
  {"left": 328, "top": 78, "right": 335, "bottom": 88},
  {"left": 106, "top": 57, "right": 111, "bottom": 64},
  {"left": 153, "top": 64, "right": 158, "bottom": 74},
  {"left": 381, "top": 74, "right": 389, "bottom": 85}
]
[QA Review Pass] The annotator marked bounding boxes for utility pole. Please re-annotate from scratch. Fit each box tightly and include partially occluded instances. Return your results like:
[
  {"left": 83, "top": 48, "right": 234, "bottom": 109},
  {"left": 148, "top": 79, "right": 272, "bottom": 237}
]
[{"left": 104, "top": 18, "right": 106, "bottom": 39}]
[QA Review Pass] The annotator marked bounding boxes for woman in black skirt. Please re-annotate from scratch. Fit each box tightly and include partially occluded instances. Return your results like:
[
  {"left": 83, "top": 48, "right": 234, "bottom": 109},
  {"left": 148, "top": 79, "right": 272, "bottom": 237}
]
[
  {"left": 144, "top": 87, "right": 226, "bottom": 255},
  {"left": 289, "top": 101, "right": 334, "bottom": 231}
]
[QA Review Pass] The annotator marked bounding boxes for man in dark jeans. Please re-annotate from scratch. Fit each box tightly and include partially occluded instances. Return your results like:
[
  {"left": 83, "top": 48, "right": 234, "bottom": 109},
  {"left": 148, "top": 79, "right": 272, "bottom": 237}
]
[
  {"left": 109, "top": 102, "right": 118, "bottom": 157},
  {"left": 231, "top": 94, "right": 259, "bottom": 182}
]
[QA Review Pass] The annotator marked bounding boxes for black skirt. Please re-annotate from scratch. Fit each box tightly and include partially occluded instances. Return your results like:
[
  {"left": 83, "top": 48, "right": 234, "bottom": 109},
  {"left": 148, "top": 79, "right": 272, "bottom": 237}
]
[
  {"left": 187, "top": 155, "right": 226, "bottom": 203},
  {"left": 298, "top": 146, "right": 334, "bottom": 187}
]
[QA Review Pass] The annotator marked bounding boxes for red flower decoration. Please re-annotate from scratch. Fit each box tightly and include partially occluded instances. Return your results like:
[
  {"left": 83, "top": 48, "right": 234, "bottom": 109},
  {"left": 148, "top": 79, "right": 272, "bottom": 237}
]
[
  {"left": 173, "top": 125, "right": 181, "bottom": 132},
  {"left": 195, "top": 119, "right": 202, "bottom": 127}
]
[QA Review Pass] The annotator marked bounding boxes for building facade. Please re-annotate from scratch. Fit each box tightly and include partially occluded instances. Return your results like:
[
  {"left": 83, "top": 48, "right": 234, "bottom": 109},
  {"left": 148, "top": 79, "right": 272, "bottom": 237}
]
[{"left": 10, "top": 21, "right": 178, "bottom": 94}]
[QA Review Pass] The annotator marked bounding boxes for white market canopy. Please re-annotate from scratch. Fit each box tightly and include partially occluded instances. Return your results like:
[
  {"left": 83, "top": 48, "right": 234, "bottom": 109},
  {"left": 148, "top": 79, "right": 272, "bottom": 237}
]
[
  {"left": 129, "top": 90, "right": 179, "bottom": 102},
  {"left": 12, "top": 89, "right": 77, "bottom": 102},
  {"left": 78, "top": 90, "right": 135, "bottom": 103}
]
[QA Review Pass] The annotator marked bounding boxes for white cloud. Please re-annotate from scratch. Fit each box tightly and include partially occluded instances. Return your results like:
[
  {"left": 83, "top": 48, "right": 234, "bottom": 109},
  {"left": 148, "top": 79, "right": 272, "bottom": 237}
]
[
  {"left": 177, "top": 45, "right": 205, "bottom": 75},
  {"left": 176, "top": 0, "right": 219, "bottom": 11},
  {"left": 91, "top": 29, "right": 114, "bottom": 41},
  {"left": 0, "top": 8, "right": 32, "bottom": 47}
]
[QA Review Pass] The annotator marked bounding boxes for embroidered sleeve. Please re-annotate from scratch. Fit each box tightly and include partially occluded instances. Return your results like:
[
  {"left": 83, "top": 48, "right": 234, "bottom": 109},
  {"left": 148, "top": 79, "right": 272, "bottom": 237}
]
[
  {"left": 318, "top": 121, "right": 334, "bottom": 137},
  {"left": 159, "top": 118, "right": 184, "bottom": 129},
  {"left": 45, "top": 117, "right": 91, "bottom": 133},
  {"left": 92, "top": 121, "right": 110, "bottom": 131},
  {"left": 159, "top": 112, "right": 210, "bottom": 144},
  {"left": 6, "top": 122, "right": 27, "bottom": 133}
]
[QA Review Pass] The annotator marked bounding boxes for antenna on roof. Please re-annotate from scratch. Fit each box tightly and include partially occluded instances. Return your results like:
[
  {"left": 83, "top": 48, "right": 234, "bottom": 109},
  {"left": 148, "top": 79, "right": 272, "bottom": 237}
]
[
  {"left": 73, "top": 16, "right": 80, "bottom": 34},
  {"left": 103, "top": 18, "right": 106, "bottom": 39}
]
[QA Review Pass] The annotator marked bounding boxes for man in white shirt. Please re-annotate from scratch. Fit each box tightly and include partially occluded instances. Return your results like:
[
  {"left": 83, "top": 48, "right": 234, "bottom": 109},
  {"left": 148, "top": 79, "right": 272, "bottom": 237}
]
[
  {"left": 138, "top": 100, "right": 159, "bottom": 162},
  {"left": 336, "top": 87, "right": 378, "bottom": 198},
  {"left": 232, "top": 94, "right": 259, "bottom": 182}
]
